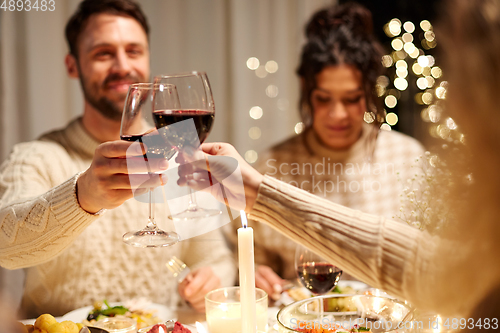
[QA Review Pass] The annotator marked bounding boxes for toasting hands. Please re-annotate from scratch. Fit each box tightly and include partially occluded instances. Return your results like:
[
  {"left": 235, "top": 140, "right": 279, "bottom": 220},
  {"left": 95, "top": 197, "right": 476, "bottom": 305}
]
[{"left": 176, "top": 143, "right": 263, "bottom": 212}]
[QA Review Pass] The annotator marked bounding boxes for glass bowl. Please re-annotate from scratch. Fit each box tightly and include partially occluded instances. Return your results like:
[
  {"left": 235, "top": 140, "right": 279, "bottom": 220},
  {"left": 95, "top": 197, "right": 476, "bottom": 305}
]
[{"left": 277, "top": 294, "right": 414, "bottom": 332}]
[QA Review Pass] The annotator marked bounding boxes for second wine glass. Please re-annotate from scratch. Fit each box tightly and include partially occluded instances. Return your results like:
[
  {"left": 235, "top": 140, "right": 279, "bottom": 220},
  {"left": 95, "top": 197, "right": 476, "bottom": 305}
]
[
  {"left": 120, "top": 83, "right": 180, "bottom": 247},
  {"left": 153, "top": 72, "right": 221, "bottom": 220},
  {"left": 295, "top": 245, "right": 342, "bottom": 316}
]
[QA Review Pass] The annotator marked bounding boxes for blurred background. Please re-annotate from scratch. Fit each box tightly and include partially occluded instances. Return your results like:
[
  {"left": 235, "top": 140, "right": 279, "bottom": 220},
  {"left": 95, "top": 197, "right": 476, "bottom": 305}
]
[{"left": 0, "top": 0, "right": 446, "bottom": 314}]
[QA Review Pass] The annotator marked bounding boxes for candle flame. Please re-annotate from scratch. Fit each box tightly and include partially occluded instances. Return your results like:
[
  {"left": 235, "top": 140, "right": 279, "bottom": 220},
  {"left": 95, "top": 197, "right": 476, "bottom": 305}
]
[
  {"left": 195, "top": 321, "right": 207, "bottom": 333},
  {"left": 240, "top": 210, "right": 248, "bottom": 228}
]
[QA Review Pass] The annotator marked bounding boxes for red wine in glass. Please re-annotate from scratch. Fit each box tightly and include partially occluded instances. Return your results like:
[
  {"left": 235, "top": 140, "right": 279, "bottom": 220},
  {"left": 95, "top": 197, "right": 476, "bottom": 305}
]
[
  {"left": 153, "top": 72, "right": 221, "bottom": 221},
  {"left": 297, "top": 262, "right": 342, "bottom": 295},
  {"left": 153, "top": 109, "right": 214, "bottom": 148}
]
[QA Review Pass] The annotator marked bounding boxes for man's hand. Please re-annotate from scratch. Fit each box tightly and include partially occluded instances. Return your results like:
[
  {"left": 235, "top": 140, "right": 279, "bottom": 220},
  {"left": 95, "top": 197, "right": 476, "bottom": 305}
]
[
  {"left": 255, "top": 265, "right": 288, "bottom": 301},
  {"left": 77, "top": 140, "right": 169, "bottom": 213},
  {"left": 178, "top": 266, "right": 221, "bottom": 313}
]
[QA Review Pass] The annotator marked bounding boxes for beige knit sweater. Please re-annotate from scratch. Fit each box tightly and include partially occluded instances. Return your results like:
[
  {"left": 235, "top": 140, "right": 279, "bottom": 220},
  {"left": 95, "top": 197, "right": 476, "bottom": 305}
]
[
  {"left": 226, "top": 126, "right": 425, "bottom": 280},
  {"left": 250, "top": 175, "right": 481, "bottom": 316},
  {"left": 0, "top": 118, "right": 236, "bottom": 318}
]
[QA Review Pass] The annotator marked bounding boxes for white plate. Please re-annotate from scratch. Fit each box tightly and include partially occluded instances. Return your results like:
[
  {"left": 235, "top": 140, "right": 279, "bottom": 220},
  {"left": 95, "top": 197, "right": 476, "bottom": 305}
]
[{"left": 61, "top": 302, "right": 175, "bottom": 323}]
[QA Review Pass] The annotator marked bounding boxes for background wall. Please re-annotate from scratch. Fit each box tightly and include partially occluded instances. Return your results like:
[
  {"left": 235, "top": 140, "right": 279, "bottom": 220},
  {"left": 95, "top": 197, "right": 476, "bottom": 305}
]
[{"left": 0, "top": 0, "right": 333, "bottom": 313}]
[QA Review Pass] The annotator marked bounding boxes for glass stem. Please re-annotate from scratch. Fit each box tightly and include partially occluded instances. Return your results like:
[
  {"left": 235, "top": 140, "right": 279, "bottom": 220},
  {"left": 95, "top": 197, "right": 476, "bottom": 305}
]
[
  {"left": 148, "top": 188, "right": 157, "bottom": 228},
  {"left": 187, "top": 188, "right": 198, "bottom": 211}
]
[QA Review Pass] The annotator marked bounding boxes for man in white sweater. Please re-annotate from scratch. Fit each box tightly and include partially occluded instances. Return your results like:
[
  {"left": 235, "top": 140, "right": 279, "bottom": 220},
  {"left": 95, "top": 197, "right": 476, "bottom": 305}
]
[{"left": 0, "top": 0, "right": 235, "bottom": 317}]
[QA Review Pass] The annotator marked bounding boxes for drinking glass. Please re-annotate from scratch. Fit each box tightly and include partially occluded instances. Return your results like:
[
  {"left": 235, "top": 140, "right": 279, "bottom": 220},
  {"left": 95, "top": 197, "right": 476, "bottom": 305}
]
[
  {"left": 153, "top": 71, "right": 221, "bottom": 220},
  {"left": 205, "top": 286, "right": 268, "bottom": 333},
  {"left": 120, "top": 83, "right": 180, "bottom": 247},
  {"left": 295, "top": 245, "right": 342, "bottom": 317}
]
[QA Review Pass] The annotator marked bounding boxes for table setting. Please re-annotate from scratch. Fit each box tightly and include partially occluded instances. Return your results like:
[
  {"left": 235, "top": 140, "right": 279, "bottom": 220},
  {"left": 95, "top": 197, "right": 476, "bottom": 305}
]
[{"left": 18, "top": 71, "right": 420, "bottom": 333}]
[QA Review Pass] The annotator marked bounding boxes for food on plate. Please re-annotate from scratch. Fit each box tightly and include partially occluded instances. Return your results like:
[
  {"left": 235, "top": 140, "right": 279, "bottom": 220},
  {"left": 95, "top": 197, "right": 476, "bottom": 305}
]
[
  {"left": 287, "top": 284, "right": 358, "bottom": 312},
  {"left": 83, "top": 300, "right": 162, "bottom": 329},
  {"left": 142, "top": 323, "right": 168, "bottom": 333},
  {"left": 140, "top": 321, "right": 191, "bottom": 333},
  {"left": 21, "top": 314, "right": 83, "bottom": 333},
  {"left": 173, "top": 321, "right": 192, "bottom": 333},
  {"left": 288, "top": 284, "right": 357, "bottom": 302}
]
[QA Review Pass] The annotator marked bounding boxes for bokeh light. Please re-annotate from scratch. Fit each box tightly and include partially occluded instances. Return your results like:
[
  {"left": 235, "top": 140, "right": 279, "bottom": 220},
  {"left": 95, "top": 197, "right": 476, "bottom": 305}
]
[
  {"left": 436, "top": 86, "right": 447, "bottom": 99},
  {"left": 245, "top": 150, "right": 258, "bottom": 164},
  {"left": 391, "top": 39, "right": 404, "bottom": 51},
  {"left": 246, "top": 57, "right": 259, "bottom": 70},
  {"left": 402, "top": 33, "right": 414, "bottom": 43},
  {"left": 420, "top": 20, "right": 432, "bottom": 31},
  {"left": 386, "top": 112, "right": 399, "bottom": 126},
  {"left": 412, "top": 62, "right": 423, "bottom": 75},
  {"left": 265, "top": 85, "right": 279, "bottom": 98},
  {"left": 265, "top": 60, "right": 278, "bottom": 73},
  {"left": 403, "top": 21, "right": 415, "bottom": 33},
  {"left": 394, "top": 77, "right": 408, "bottom": 90},
  {"left": 422, "top": 92, "right": 433, "bottom": 105},
  {"left": 403, "top": 42, "right": 416, "bottom": 54},
  {"left": 364, "top": 112, "right": 375, "bottom": 123},
  {"left": 446, "top": 117, "right": 457, "bottom": 130},
  {"left": 382, "top": 55, "right": 393, "bottom": 67},
  {"left": 294, "top": 122, "right": 305, "bottom": 134},
  {"left": 417, "top": 77, "right": 428, "bottom": 90},
  {"left": 431, "top": 67, "right": 443, "bottom": 78},
  {"left": 249, "top": 106, "right": 263, "bottom": 119},
  {"left": 380, "top": 123, "right": 392, "bottom": 131},
  {"left": 385, "top": 95, "right": 398, "bottom": 108},
  {"left": 248, "top": 127, "right": 262, "bottom": 140},
  {"left": 389, "top": 19, "right": 402, "bottom": 36}
]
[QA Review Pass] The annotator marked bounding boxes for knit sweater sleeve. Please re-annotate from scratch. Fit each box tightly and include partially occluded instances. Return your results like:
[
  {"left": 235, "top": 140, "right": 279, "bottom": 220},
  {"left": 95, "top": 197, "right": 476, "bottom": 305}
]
[
  {"left": 250, "top": 175, "right": 441, "bottom": 309},
  {"left": 0, "top": 142, "right": 100, "bottom": 269}
]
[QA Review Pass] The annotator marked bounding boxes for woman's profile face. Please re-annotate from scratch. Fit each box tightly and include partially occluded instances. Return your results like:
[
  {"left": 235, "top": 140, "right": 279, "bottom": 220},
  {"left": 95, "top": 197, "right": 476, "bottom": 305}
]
[{"left": 310, "top": 64, "right": 367, "bottom": 150}]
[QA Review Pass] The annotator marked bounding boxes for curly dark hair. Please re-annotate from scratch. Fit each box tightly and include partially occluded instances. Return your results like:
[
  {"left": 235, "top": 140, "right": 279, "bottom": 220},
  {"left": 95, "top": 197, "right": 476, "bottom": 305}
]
[
  {"left": 297, "top": 2, "right": 385, "bottom": 129},
  {"left": 65, "top": 0, "right": 149, "bottom": 58}
]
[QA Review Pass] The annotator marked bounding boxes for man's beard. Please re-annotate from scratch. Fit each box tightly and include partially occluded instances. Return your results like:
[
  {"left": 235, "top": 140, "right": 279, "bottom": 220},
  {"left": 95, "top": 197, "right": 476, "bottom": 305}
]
[{"left": 79, "top": 72, "right": 142, "bottom": 121}]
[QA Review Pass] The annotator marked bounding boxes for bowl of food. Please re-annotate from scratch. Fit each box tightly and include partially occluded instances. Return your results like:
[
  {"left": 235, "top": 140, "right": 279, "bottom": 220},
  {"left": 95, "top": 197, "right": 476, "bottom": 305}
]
[{"left": 277, "top": 294, "right": 414, "bottom": 333}]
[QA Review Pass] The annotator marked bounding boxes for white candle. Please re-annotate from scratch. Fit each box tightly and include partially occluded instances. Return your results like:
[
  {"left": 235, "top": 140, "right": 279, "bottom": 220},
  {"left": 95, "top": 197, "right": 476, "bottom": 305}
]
[{"left": 238, "top": 211, "right": 257, "bottom": 333}]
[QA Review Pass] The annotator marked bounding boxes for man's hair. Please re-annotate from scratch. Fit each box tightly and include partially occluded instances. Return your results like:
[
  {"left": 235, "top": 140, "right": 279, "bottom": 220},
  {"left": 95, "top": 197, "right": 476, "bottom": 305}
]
[{"left": 65, "top": 0, "right": 150, "bottom": 57}]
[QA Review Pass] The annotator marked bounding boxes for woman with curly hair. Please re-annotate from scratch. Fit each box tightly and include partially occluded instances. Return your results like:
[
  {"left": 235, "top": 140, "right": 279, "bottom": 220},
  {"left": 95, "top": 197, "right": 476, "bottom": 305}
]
[{"left": 225, "top": 2, "right": 425, "bottom": 298}]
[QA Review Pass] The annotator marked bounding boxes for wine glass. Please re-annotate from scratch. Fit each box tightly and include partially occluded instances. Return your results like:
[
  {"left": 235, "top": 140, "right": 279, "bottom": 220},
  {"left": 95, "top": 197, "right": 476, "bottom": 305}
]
[
  {"left": 295, "top": 245, "right": 342, "bottom": 317},
  {"left": 153, "top": 71, "right": 222, "bottom": 220},
  {"left": 120, "top": 83, "right": 180, "bottom": 247}
]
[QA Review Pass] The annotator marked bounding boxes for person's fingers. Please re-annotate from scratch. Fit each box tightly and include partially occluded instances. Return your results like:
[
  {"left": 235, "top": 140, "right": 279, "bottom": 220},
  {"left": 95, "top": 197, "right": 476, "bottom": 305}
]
[
  {"left": 183, "top": 269, "right": 209, "bottom": 298},
  {"left": 256, "top": 266, "right": 286, "bottom": 301},
  {"left": 200, "top": 142, "right": 226, "bottom": 155},
  {"left": 255, "top": 271, "right": 273, "bottom": 297},
  {"left": 188, "top": 274, "right": 220, "bottom": 305},
  {"left": 96, "top": 140, "right": 145, "bottom": 158}
]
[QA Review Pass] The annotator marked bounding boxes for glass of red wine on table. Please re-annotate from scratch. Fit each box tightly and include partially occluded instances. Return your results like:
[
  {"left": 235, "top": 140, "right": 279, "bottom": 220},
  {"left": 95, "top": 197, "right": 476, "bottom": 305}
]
[
  {"left": 153, "top": 71, "right": 222, "bottom": 220},
  {"left": 295, "top": 245, "right": 343, "bottom": 318},
  {"left": 120, "top": 83, "right": 181, "bottom": 247}
]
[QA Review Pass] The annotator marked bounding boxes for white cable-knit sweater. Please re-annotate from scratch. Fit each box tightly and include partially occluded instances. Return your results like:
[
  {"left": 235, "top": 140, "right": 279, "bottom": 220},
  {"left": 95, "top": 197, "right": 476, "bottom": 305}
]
[{"left": 0, "top": 118, "right": 236, "bottom": 318}]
